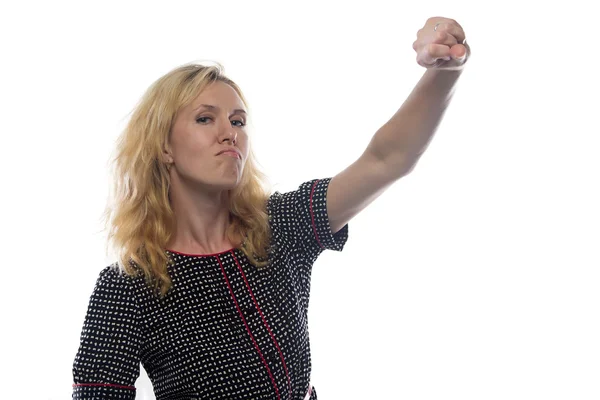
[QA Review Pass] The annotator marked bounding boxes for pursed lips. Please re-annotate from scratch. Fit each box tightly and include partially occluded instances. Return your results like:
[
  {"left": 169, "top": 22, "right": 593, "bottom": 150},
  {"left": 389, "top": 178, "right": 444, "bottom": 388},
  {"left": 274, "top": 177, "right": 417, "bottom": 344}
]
[{"left": 219, "top": 150, "right": 241, "bottom": 159}]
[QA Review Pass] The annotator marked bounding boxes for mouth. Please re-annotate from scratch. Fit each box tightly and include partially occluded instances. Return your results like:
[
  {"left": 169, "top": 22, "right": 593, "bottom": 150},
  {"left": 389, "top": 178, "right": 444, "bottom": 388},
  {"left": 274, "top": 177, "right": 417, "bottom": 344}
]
[{"left": 219, "top": 150, "right": 241, "bottom": 160}]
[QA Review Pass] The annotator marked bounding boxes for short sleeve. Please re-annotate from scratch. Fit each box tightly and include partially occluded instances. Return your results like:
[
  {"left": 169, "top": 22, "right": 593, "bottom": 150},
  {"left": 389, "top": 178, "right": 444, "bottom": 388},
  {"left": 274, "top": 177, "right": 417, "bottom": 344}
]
[
  {"left": 72, "top": 264, "right": 142, "bottom": 399},
  {"left": 268, "top": 177, "right": 349, "bottom": 263}
]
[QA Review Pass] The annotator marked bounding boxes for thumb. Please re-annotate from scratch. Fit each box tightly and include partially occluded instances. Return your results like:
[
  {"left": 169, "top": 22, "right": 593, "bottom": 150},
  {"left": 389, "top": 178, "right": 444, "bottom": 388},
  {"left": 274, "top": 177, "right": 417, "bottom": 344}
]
[{"left": 451, "top": 43, "right": 468, "bottom": 61}]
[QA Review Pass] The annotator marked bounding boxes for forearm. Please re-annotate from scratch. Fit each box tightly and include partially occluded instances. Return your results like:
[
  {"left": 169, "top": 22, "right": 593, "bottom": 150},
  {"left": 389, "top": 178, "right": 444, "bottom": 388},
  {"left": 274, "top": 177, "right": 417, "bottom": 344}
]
[{"left": 366, "top": 68, "right": 464, "bottom": 177}]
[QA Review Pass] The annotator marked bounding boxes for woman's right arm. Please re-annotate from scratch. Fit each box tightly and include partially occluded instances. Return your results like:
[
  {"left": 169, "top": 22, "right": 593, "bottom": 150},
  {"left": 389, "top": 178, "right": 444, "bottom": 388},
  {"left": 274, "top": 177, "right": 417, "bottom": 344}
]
[{"left": 72, "top": 264, "right": 142, "bottom": 400}]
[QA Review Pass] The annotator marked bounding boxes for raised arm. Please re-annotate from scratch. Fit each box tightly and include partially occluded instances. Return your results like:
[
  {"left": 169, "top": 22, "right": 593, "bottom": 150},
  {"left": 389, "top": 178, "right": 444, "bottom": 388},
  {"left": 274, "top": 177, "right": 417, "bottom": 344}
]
[{"left": 326, "top": 17, "right": 470, "bottom": 234}]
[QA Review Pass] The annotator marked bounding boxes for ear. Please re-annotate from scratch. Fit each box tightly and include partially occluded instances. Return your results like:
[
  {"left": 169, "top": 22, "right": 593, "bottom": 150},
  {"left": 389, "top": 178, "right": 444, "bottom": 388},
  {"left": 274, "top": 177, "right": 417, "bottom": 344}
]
[{"left": 162, "top": 146, "right": 173, "bottom": 164}]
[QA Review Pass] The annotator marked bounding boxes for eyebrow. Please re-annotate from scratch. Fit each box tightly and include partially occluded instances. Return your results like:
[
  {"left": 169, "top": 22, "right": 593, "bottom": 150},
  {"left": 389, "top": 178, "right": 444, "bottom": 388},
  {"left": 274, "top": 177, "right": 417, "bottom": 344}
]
[{"left": 194, "top": 104, "right": 247, "bottom": 115}]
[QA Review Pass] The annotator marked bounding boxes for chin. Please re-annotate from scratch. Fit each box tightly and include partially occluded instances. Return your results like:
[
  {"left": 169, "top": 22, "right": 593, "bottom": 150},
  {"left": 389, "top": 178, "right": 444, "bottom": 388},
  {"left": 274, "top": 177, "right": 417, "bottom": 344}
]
[{"left": 208, "top": 176, "right": 242, "bottom": 192}]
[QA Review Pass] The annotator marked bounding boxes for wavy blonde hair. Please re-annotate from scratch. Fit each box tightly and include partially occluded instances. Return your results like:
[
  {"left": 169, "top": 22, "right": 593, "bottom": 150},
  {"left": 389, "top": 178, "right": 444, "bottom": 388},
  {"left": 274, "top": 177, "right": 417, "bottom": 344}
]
[{"left": 102, "top": 62, "right": 273, "bottom": 297}]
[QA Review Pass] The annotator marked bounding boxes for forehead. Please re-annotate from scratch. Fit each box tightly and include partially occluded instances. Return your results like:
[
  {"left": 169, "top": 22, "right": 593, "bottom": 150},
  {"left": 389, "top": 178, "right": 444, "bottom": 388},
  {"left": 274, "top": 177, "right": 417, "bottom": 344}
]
[{"left": 190, "top": 81, "right": 244, "bottom": 110}]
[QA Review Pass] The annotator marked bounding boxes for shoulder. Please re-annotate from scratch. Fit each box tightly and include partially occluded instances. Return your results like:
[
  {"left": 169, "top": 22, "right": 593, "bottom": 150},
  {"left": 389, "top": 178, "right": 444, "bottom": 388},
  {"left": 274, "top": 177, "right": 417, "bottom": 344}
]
[
  {"left": 97, "top": 262, "right": 131, "bottom": 280},
  {"left": 267, "top": 178, "right": 331, "bottom": 214},
  {"left": 93, "top": 262, "right": 141, "bottom": 293}
]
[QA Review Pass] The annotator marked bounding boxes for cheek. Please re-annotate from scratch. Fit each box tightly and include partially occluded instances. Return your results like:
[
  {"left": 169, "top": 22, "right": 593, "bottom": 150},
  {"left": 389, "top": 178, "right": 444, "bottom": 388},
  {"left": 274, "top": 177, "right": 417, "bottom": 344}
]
[
  {"left": 171, "top": 137, "right": 213, "bottom": 169},
  {"left": 238, "top": 133, "right": 250, "bottom": 150},
  {"left": 175, "top": 126, "right": 211, "bottom": 151}
]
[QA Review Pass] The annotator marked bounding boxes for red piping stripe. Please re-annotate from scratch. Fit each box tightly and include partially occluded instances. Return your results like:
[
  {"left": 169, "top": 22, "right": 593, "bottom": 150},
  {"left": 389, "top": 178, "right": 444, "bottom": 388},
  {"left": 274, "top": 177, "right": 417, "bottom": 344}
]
[
  {"left": 166, "top": 248, "right": 235, "bottom": 257},
  {"left": 217, "top": 255, "right": 281, "bottom": 400},
  {"left": 309, "top": 180, "right": 325, "bottom": 249},
  {"left": 232, "top": 251, "right": 293, "bottom": 399},
  {"left": 72, "top": 383, "right": 135, "bottom": 390}
]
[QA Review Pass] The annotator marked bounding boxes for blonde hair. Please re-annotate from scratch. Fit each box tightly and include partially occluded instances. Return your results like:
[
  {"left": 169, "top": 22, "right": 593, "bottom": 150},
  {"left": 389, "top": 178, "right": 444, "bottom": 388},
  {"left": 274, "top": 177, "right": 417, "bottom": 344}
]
[{"left": 102, "top": 62, "right": 273, "bottom": 297}]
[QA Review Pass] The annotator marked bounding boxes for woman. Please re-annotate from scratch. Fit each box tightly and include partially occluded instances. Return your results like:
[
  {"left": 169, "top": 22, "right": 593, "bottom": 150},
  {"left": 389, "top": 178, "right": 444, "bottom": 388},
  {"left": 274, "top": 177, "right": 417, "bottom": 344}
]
[{"left": 72, "top": 16, "right": 469, "bottom": 400}]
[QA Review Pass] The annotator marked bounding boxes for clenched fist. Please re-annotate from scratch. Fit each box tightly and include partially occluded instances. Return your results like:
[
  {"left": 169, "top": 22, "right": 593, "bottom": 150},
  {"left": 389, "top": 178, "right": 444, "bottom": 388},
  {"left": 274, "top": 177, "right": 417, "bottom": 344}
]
[{"left": 413, "top": 17, "right": 470, "bottom": 70}]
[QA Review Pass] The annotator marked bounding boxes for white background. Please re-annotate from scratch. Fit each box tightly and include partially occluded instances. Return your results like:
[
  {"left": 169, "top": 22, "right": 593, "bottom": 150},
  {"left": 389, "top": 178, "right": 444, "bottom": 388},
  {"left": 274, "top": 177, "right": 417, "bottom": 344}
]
[{"left": 1, "top": 1, "right": 598, "bottom": 399}]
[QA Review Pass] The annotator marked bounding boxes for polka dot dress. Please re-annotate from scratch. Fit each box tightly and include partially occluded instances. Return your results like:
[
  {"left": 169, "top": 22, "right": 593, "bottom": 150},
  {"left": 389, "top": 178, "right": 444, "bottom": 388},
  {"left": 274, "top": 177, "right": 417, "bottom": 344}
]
[{"left": 72, "top": 177, "right": 349, "bottom": 399}]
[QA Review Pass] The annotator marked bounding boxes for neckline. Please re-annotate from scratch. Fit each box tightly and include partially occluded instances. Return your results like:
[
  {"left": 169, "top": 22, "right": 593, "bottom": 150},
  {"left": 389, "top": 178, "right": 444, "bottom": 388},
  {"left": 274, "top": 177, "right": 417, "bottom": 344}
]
[{"left": 166, "top": 247, "right": 237, "bottom": 258}]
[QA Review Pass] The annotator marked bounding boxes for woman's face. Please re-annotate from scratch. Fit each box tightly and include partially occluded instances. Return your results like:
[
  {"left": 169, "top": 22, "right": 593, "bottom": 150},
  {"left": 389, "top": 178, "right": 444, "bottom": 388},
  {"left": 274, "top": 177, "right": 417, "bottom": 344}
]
[{"left": 166, "top": 81, "right": 249, "bottom": 193}]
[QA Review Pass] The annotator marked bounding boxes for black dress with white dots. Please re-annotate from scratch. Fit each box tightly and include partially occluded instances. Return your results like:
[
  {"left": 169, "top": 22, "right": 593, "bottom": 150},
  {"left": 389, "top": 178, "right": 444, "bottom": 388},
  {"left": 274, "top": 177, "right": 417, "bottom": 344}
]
[{"left": 72, "top": 177, "right": 349, "bottom": 400}]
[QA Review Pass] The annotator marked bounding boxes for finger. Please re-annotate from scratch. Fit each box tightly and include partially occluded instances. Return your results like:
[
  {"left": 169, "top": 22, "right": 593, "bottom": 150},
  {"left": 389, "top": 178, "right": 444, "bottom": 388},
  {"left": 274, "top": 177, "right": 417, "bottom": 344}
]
[
  {"left": 413, "top": 31, "right": 457, "bottom": 52},
  {"left": 433, "top": 21, "right": 466, "bottom": 44},
  {"left": 431, "top": 31, "right": 458, "bottom": 47},
  {"left": 449, "top": 42, "right": 470, "bottom": 60},
  {"left": 418, "top": 43, "right": 451, "bottom": 65}
]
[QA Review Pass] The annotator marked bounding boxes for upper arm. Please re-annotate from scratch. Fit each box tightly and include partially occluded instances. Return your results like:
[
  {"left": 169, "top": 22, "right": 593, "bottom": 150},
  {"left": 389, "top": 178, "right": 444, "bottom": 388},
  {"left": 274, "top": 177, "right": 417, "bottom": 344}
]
[
  {"left": 268, "top": 177, "right": 350, "bottom": 260},
  {"left": 327, "top": 149, "right": 407, "bottom": 234},
  {"left": 72, "top": 266, "right": 141, "bottom": 398}
]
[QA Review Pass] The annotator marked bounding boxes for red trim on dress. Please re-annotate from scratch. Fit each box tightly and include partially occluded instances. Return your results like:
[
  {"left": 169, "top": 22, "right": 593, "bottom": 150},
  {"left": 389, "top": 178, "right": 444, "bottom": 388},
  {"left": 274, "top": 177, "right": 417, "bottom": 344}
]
[
  {"left": 216, "top": 255, "right": 281, "bottom": 400},
  {"left": 166, "top": 248, "right": 235, "bottom": 257},
  {"left": 232, "top": 251, "right": 293, "bottom": 399},
  {"left": 309, "top": 180, "right": 325, "bottom": 249},
  {"left": 72, "top": 383, "right": 135, "bottom": 390}
]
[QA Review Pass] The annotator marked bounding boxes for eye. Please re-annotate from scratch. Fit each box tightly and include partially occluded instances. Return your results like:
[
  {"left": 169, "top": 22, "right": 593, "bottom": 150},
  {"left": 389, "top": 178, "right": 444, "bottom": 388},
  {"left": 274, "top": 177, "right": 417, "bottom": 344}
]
[
  {"left": 195, "top": 116, "right": 245, "bottom": 127},
  {"left": 195, "top": 116, "right": 212, "bottom": 124}
]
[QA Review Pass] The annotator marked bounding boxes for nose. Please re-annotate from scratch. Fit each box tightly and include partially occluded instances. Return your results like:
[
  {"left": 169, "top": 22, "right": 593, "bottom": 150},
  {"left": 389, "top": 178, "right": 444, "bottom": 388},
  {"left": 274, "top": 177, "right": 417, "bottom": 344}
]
[
  {"left": 219, "top": 119, "right": 238, "bottom": 145},
  {"left": 224, "top": 130, "right": 237, "bottom": 145}
]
